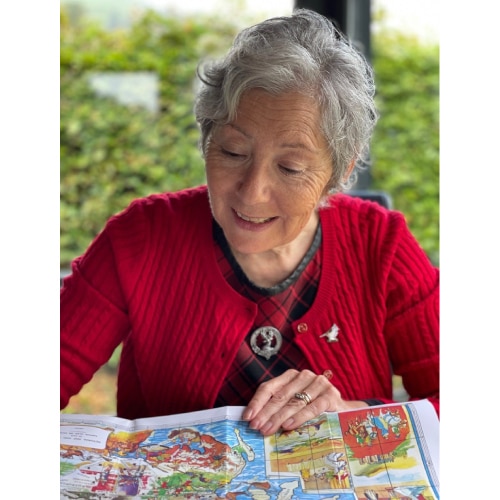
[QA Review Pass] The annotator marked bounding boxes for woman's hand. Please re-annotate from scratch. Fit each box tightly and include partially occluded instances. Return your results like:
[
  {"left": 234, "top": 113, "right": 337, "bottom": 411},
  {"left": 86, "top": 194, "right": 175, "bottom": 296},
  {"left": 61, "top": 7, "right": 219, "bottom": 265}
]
[{"left": 242, "top": 369, "right": 369, "bottom": 436}]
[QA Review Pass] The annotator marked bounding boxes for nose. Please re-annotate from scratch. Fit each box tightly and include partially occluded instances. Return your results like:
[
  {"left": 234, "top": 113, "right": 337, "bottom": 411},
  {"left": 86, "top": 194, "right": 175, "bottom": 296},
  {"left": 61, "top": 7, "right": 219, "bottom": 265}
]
[{"left": 237, "top": 160, "right": 271, "bottom": 204}]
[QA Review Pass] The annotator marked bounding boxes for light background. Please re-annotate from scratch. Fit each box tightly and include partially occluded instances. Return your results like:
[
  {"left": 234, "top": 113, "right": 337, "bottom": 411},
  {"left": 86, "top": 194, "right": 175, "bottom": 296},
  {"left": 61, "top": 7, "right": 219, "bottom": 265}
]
[{"left": 141, "top": 0, "right": 440, "bottom": 43}]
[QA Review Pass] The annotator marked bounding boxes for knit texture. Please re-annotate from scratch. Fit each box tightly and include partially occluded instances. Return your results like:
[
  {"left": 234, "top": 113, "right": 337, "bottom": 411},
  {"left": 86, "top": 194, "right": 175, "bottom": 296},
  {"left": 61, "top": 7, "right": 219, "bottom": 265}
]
[{"left": 60, "top": 185, "right": 439, "bottom": 418}]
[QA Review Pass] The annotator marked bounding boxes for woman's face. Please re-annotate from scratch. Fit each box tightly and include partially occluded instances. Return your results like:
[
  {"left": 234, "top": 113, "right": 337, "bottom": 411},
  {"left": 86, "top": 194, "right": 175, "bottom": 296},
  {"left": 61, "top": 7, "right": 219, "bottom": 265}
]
[{"left": 205, "top": 88, "right": 332, "bottom": 257}]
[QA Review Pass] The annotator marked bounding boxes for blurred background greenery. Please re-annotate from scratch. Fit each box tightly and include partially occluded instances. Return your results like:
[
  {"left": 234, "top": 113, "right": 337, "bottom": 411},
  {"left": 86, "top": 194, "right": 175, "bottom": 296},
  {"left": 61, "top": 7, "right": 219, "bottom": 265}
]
[
  {"left": 60, "top": 3, "right": 439, "bottom": 268},
  {"left": 60, "top": 2, "right": 438, "bottom": 413}
]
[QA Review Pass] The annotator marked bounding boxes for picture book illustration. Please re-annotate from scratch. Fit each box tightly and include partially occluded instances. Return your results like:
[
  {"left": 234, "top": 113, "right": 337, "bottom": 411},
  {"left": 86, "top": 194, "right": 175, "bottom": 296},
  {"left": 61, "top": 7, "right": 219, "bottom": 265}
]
[{"left": 60, "top": 400, "right": 439, "bottom": 499}]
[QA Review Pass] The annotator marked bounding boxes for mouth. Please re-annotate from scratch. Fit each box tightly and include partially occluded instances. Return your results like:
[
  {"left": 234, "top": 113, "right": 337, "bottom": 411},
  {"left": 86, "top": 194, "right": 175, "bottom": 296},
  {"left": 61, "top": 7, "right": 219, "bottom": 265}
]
[{"left": 235, "top": 210, "right": 276, "bottom": 224}]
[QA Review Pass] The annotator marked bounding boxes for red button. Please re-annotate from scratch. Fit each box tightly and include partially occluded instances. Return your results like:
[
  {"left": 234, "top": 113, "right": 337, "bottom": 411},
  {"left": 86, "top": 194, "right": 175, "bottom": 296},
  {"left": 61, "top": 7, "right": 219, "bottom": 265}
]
[
  {"left": 323, "top": 370, "right": 333, "bottom": 380},
  {"left": 297, "top": 323, "right": 308, "bottom": 333}
]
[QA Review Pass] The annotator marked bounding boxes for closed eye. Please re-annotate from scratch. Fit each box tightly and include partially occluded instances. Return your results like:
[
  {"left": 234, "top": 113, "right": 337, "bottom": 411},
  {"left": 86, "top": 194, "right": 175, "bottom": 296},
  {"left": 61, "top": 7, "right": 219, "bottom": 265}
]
[
  {"left": 221, "top": 148, "right": 245, "bottom": 158},
  {"left": 279, "top": 165, "right": 304, "bottom": 176}
]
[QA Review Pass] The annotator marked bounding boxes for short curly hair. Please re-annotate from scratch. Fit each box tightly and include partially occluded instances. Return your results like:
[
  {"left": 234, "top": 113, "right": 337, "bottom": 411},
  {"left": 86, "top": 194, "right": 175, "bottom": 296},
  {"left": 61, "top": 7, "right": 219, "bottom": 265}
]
[{"left": 194, "top": 8, "right": 378, "bottom": 193}]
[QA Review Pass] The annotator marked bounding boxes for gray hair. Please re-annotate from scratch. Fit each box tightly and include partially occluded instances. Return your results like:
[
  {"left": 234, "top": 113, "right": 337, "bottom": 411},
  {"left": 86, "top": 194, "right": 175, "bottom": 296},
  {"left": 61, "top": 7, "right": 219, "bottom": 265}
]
[{"left": 194, "top": 8, "right": 378, "bottom": 192}]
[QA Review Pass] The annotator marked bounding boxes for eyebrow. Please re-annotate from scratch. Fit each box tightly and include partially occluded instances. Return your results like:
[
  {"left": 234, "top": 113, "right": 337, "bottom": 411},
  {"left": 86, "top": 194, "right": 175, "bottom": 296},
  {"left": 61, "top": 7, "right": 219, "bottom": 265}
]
[{"left": 226, "top": 123, "right": 317, "bottom": 154}]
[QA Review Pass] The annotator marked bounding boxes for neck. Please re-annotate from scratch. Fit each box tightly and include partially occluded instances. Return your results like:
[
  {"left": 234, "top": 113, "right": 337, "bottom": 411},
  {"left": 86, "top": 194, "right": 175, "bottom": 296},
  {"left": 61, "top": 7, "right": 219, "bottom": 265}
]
[{"left": 231, "top": 215, "right": 320, "bottom": 288}]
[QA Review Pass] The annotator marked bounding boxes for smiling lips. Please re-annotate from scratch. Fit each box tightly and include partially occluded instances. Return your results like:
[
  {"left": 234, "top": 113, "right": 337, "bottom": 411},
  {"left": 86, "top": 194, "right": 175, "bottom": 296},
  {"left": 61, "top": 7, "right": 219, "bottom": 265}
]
[{"left": 236, "top": 210, "right": 276, "bottom": 224}]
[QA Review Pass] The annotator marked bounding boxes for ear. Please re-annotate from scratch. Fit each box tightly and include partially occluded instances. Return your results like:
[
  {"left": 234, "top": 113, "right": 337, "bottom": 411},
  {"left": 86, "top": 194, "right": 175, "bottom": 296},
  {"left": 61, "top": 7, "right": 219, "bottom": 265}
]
[
  {"left": 342, "top": 158, "right": 357, "bottom": 183},
  {"left": 321, "top": 158, "right": 358, "bottom": 200}
]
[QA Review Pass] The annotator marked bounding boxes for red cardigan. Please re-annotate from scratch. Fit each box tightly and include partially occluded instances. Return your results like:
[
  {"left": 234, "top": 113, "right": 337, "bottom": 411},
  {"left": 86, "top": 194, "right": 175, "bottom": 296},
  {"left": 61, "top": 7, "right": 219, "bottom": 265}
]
[{"left": 60, "top": 185, "right": 439, "bottom": 418}]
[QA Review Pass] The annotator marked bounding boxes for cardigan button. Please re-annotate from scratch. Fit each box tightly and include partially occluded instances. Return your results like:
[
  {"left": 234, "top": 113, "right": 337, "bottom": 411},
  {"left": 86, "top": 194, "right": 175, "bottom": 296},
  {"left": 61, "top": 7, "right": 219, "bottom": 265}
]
[
  {"left": 297, "top": 323, "right": 308, "bottom": 333},
  {"left": 323, "top": 369, "right": 333, "bottom": 380}
]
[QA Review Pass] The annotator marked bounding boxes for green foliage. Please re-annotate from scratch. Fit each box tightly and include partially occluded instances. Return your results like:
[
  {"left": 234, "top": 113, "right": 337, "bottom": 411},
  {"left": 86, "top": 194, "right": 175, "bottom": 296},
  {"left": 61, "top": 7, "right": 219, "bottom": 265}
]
[
  {"left": 60, "top": 7, "right": 237, "bottom": 266},
  {"left": 371, "top": 32, "right": 439, "bottom": 264},
  {"left": 60, "top": 8, "right": 439, "bottom": 267}
]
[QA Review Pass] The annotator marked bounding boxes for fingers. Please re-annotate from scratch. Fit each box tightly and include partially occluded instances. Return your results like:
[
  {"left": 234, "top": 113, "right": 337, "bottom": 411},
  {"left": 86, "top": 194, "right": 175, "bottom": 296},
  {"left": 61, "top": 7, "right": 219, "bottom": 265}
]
[
  {"left": 243, "top": 369, "right": 300, "bottom": 421},
  {"left": 243, "top": 369, "right": 341, "bottom": 436}
]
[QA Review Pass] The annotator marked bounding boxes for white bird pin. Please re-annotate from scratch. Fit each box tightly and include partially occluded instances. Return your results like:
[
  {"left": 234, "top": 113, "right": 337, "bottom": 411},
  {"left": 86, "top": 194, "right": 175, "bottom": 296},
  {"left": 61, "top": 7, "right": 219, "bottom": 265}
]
[{"left": 320, "top": 324, "right": 340, "bottom": 343}]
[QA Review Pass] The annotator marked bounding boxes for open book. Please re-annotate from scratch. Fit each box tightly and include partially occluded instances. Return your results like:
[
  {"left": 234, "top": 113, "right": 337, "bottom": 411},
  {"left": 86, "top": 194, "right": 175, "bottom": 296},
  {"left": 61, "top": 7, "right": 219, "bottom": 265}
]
[{"left": 60, "top": 399, "right": 439, "bottom": 499}]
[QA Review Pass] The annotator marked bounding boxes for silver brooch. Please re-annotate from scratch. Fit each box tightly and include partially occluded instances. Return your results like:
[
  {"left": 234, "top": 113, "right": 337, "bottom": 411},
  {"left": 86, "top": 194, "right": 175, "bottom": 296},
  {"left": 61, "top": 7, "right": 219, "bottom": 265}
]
[
  {"left": 250, "top": 326, "right": 283, "bottom": 360},
  {"left": 320, "top": 324, "right": 340, "bottom": 343}
]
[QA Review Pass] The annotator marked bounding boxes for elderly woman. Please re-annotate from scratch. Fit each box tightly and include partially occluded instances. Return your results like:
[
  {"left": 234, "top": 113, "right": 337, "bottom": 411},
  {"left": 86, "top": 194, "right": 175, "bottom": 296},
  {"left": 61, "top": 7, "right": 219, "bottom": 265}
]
[{"left": 60, "top": 9, "right": 439, "bottom": 435}]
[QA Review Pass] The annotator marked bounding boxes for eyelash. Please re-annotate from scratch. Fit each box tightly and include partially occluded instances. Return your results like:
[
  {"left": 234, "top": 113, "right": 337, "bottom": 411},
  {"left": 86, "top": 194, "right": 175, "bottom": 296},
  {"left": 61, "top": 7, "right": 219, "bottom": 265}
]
[
  {"left": 279, "top": 166, "right": 303, "bottom": 176},
  {"left": 221, "top": 148, "right": 304, "bottom": 176},
  {"left": 221, "top": 148, "right": 243, "bottom": 158}
]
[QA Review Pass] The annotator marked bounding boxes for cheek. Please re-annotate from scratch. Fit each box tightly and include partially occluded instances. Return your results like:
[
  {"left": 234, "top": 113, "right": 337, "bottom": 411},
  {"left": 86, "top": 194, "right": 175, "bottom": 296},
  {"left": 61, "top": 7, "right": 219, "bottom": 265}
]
[
  {"left": 205, "top": 149, "right": 237, "bottom": 182},
  {"left": 205, "top": 156, "right": 226, "bottom": 189},
  {"left": 206, "top": 168, "right": 234, "bottom": 200},
  {"left": 286, "top": 177, "right": 328, "bottom": 212},
  {"left": 205, "top": 164, "right": 233, "bottom": 219}
]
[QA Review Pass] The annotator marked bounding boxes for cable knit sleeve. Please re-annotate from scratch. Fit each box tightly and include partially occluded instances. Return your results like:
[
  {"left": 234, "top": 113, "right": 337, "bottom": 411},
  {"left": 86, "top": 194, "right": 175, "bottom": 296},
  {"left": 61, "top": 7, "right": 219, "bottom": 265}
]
[
  {"left": 383, "top": 213, "right": 439, "bottom": 415},
  {"left": 60, "top": 209, "right": 135, "bottom": 410}
]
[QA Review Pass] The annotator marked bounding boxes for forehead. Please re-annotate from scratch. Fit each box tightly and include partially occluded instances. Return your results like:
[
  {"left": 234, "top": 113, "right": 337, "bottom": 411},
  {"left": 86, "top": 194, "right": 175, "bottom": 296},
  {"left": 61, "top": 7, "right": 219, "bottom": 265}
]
[
  {"left": 223, "top": 89, "right": 327, "bottom": 151},
  {"left": 236, "top": 88, "right": 320, "bottom": 123}
]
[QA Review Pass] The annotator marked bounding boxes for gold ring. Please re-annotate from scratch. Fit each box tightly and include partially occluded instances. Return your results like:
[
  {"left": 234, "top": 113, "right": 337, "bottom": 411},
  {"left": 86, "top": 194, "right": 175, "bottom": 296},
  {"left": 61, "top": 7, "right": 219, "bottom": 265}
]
[{"left": 294, "top": 391, "right": 312, "bottom": 405}]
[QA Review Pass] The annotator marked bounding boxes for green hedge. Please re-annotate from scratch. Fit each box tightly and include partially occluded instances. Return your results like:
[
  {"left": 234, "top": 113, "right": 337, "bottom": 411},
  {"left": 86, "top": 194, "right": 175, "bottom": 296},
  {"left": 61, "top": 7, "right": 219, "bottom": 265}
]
[
  {"left": 371, "top": 31, "right": 439, "bottom": 265},
  {"left": 60, "top": 8, "right": 237, "bottom": 266},
  {"left": 61, "top": 8, "right": 439, "bottom": 267}
]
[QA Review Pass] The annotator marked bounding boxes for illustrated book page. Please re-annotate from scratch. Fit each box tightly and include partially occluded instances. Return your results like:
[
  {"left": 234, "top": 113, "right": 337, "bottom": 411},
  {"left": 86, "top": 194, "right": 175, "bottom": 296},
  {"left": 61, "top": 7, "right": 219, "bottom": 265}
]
[{"left": 60, "top": 399, "right": 439, "bottom": 499}]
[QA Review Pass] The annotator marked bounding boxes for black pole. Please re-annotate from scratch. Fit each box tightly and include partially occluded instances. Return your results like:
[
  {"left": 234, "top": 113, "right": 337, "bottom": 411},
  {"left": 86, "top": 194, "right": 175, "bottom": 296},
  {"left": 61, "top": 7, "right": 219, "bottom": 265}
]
[{"left": 293, "top": 0, "right": 371, "bottom": 61}]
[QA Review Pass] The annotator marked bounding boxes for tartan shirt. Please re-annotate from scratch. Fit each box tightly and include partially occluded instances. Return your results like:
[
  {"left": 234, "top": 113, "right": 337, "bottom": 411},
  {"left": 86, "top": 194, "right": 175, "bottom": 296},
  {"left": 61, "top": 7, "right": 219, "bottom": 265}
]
[{"left": 213, "top": 221, "right": 322, "bottom": 406}]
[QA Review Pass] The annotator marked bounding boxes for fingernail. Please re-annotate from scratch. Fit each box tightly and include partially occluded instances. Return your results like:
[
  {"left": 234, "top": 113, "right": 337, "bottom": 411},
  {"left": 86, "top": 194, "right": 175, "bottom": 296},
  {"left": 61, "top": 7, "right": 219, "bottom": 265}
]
[
  {"left": 260, "top": 422, "right": 273, "bottom": 434},
  {"left": 248, "top": 419, "right": 260, "bottom": 430},
  {"left": 282, "top": 418, "right": 294, "bottom": 429},
  {"left": 242, "top": 409, "right": 253, "bottom": 421}
]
